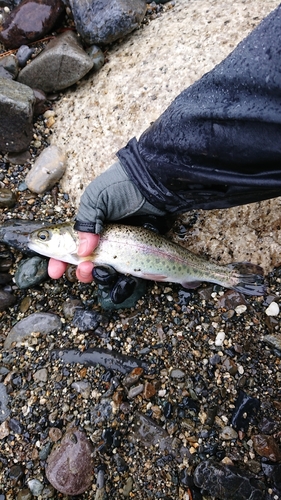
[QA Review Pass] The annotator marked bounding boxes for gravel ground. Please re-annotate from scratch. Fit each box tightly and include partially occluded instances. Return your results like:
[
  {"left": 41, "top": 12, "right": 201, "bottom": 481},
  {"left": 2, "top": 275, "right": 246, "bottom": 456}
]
[
  {"left": 1, "top": 138, "right": 281, "bottom": 498},
  {"left": 1, "top": 3, "right": 281, "bottom": 499}
]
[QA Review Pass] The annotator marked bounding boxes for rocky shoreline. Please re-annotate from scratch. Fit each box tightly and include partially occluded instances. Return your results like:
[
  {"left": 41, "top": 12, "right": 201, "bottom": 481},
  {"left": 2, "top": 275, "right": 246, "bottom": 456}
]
[{"left": 1, "top": 1, "right": 281, "bottom": 499}]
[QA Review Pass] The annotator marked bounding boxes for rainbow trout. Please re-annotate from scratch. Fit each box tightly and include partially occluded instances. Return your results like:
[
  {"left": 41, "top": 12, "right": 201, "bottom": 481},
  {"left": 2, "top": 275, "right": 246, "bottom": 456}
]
[{"left": 28, "top": 222, "right": 265, "bottom": 296}]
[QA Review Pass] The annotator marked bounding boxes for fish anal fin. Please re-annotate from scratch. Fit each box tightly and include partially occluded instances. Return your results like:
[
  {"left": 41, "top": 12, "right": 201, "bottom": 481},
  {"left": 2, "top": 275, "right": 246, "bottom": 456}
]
[{"left": 182, "top": 280, "right": 202, "bottom": 289}]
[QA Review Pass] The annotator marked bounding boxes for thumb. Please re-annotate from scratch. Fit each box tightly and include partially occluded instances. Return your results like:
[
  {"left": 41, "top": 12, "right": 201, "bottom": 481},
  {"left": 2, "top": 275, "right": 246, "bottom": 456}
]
[{"left": 77, "top": 231, "right": 100, "bottom": 256}]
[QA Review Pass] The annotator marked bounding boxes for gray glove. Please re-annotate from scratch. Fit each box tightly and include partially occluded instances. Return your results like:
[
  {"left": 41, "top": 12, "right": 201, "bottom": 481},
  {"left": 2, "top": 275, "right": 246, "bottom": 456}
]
[{"left": 74, "top": 160, "right": 165, "bottom": 234}]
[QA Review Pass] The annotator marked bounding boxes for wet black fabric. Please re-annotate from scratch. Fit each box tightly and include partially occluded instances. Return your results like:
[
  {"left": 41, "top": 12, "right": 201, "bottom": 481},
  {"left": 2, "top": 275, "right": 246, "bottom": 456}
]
[{"left": 117, "top": 5, "right": 281, "bottom": 213}]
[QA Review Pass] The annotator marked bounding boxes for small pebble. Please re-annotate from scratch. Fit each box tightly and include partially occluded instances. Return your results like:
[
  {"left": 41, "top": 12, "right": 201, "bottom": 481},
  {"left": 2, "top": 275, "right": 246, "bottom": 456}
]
[
  {"left": 265, "top": 301, "right": 279, "bottom": 316},
  {"left": 220, "top": 426, "right": 238, "bottom": 440},
  {"left": 215, "top": 330, "right": 225, "bottom": 346}
]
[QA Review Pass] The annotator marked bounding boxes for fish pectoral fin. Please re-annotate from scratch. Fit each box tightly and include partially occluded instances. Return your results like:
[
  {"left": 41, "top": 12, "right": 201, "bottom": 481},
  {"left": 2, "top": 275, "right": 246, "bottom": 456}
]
[
  {"left": 181, "top": 280, "right": 202, "bottom": 289},
  {"left": 140, "top": 273, "right": 168, "bottom": 281}
]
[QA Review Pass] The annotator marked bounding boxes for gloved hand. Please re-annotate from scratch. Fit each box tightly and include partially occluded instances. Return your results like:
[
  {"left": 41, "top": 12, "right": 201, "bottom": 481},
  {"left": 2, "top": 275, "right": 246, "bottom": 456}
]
[{"left": 74, "top": 160, "right": 165, "bottom": 235}]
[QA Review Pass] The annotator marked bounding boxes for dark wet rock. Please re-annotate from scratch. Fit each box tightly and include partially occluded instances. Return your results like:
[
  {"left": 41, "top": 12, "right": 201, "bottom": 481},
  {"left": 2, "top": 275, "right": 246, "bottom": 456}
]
[
  {"left": 16, "top": 45, "right": 35, "bottom": 68},
  {"left": 9, "top": 418, "right": 23, "bottom": 434},
  {"left": 0, "top": 289, "right": 16, "bottom": 311},
  {"left": 0, "top": 272, "right": 12, "bottom": 285},
  {"left": 7, "top": 150, "right": 31, "bottom": 165},
  {"left": 0, "top": 0, "right": 13, "bottom": 6},
  {"left": 32, "top": 88, "right": 48, "bottom": 116},
  {"left": 4, "top": 312, "right": 62, "bottom": 349},
  {"left": 231, "top": 390, "right": 260, "bottom": 432},
  {"left": 69, "top": 0, "right": 147, "bottom": 46},
  {"left": 0, "top": 187, "right": 17, "bottom": 208},
  {"left": 72, "top": 309, "right": 107, "bottom": 332},
  {"left": 46, "top": 428, "right": 94, "bottom": 495},
  {"left": 17, "top": 31, "right": 94, "bottom": 93},
  {"left": 0, "top": 78, "right": 35, "bottom": 153},
  {"left": 194, "top": 459, "right": 266, "bottom": 500},
  {"left": 262, "top": 461, "right": 281, "bottom": 490},
  {"left": 0, "top": 54, "right": 19, "bottom": 79},
  {"left": 25, "top": 145, "right": 66, "bottom": 194},
  {"left": 86, "top": 45, "right": 105, "bottom": 72},
  {"left": 0, "top": 0, "right": 65, "bottom": 49},
  {"left": 252, "top": 434, "right": 281, "bottom": 462},
  {"left": 258, "top": 416, "right": 279, "bottom": 435},
  {"left": 0, "top": 382, "right": 10, "bottom": 422},
  {"left": 51, "top": 347, "right": 150, "bottom": 374},
  {"left": 0, "top": 251, "right": 14, "bottom": 272},
  {"left": 9, "top": 464, "right": 24, "bottom": 482},
  {"left": 14, "top": 256, "right": 48, "bottom": 289}
]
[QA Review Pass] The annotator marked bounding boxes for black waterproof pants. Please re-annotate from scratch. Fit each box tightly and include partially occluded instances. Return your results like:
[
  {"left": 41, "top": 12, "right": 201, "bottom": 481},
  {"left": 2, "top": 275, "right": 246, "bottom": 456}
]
[{"left": 117, "top": 5, "right": 281, "bottom": 214}]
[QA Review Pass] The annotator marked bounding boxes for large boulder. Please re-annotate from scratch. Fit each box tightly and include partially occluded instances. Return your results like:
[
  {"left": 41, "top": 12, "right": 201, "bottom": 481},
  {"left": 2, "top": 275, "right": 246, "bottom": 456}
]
[
  {"left": 69, "top": 0, "right": 147, "bottom": 45},
  {"left": 0, "top": 78, "right": 35, "bottom": 153},
  {"left": 17, "top": 31, "right": 94, "bottom": 93},
  {"left": 0, "top": 0, "right": 65, "bottom": 49}
]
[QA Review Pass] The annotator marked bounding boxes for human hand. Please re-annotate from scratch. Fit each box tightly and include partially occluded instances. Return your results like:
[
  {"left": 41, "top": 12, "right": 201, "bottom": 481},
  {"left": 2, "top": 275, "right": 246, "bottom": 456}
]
[{"left": 48, "top": 231, "right": 99, "bottom": 282}]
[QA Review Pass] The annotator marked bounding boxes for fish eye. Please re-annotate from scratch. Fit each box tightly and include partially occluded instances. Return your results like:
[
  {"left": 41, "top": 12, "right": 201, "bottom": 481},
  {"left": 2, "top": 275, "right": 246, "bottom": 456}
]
[{"left": 38, "top": 230, "right": 50, "bottom": 241}]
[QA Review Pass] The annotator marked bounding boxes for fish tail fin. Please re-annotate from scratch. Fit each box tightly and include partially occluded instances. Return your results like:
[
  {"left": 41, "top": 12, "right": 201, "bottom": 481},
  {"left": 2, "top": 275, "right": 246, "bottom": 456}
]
[{"left": 227, "top": 262, "right": 266, "bottom": 296}]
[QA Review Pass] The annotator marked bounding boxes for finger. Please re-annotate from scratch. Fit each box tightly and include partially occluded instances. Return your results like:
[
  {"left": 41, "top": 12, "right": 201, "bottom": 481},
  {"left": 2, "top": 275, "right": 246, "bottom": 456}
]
[
  {"left": 78, "top": 231, "right": 100, "bottom": 257},
  {"left": 48, "top": 258, "right": 68, "bottom": 279},
  {"left": 76, "top": 260, "right": 94, "bottom": 283}
]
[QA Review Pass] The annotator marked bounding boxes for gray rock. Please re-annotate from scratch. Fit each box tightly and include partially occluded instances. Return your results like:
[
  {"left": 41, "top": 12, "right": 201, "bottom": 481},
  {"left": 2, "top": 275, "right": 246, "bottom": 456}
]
[
  {"left": 0, "top": 382, "right": 10, "bottom": 422},
  {"left": 0, "top": 54, "right": 19, "bottom": 78},
  {"left": 4, "top": 312, "right": 62, "bottom": 349},
  {"left": 17, "top": 31, "right": 94, "bottom": 93},
  {"left": 0, "top": 78, "right": 35, "bottom": 153},
  {"left": 27, "top": 479, "right": 44, "bottom": 497},
  {"left": 25, "top": 145, "right": 66, "bottom": 194},
  {"left": 69, "top": 0, "right": 147, "bottom": 46},
  {"left": 14, "top": 256, "right": 48, "bottom": 289},
  {"left": 129, "top": 411, "right": 174, "bottom": 452},
  {"left": 46, "top": 428, "right": 94, "bottom": 495}
]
